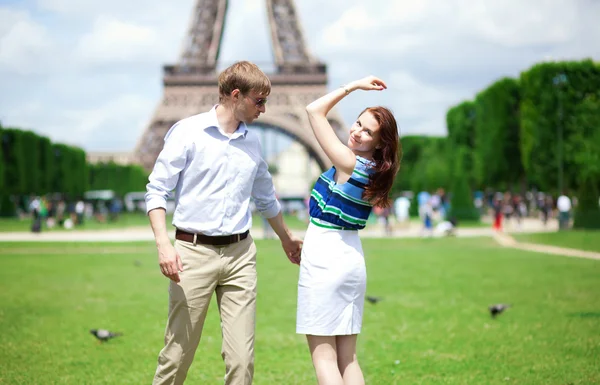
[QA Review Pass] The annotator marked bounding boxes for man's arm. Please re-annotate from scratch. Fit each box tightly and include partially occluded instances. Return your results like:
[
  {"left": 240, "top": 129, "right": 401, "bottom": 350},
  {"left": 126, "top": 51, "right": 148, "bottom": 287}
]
[
  {"left": 267, "top": 211, "right": 302, "bottom": 265},
  {"left": 145, "top": 121, "right": 188, "bottom": 281},
  {"left": 149, "top": 208, "right": 183, "bottom": 282},
  {"left": 249, "top": 139, "right": 302, "bottom": 264}
]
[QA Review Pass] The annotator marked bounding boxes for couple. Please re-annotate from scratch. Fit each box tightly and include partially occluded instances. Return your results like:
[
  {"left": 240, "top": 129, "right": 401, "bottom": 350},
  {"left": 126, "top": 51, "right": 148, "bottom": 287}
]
[{"left": 145, "top": 61, "right": 401, "bottom": 385}]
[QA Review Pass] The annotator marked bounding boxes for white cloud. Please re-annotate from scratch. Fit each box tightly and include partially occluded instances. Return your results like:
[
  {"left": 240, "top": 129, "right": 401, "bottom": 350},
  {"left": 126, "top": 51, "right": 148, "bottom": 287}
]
[
  {"left": 0, "top": 8, "right": 26, "bottom": 36},
  {"left": 458, "top": 0, "right": 577, "bottom": 47},
  {"left": 37, "top": 0, "right": 93, "bottom": 16},
  {"left": 319, "top": 3, "right": 423, "bottom": 54},
  {"left": 59, "top": 93, "right": 154, "bottom": 151},
  {"left": 389, "top": 71, "right": 460, "bottom": 120},
  {"left": 36, "top": 0, "right": 193, "bottom": 21},
  {"left": 0, "top": 8, "right": 57, "bottom": 75},
  {"left": 75, "top": 16, "right": 164, "bottom": 64},
  {"left": 321, "top": 5, "right": 377, "bottom": 46},
  {"left": 36, "top": 0, "right": 196, "bottom": 67}
]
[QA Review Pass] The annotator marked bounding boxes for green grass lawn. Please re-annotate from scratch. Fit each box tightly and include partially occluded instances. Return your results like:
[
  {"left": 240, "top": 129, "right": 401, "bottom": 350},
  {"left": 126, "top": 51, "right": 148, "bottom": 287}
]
[
  {"left": 514, "top": 230, "right": 600, "bottom": 253},
  {"left": 1, "top": 238, "right": 598, "bottom": 384}
]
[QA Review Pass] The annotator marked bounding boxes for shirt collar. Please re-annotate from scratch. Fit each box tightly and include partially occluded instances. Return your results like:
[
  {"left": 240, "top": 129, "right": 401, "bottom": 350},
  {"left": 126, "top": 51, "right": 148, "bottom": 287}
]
[{"left": 205, "top": 105, "right": 248, "bottom": 139}]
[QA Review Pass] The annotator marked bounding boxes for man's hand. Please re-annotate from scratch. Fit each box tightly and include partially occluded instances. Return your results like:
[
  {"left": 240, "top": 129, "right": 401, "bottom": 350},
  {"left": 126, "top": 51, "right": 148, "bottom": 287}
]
[
  {"left": 266, "top": 212, "right": 303, "bottom": 264},
  {"left": 157, "top": 242, "right": 184, "bottom": 282},
  {"left": 148, "top": 208, "right": 183, "bottom": 282},
  {"left": 281, "top": 234, "right": 303, "bottom": 265}
]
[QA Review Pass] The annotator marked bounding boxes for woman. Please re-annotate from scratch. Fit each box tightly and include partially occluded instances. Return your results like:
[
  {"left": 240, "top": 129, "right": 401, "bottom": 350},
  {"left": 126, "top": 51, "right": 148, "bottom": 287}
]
[{"left": 297, "top": 76, "right": 401, "bottom": 385}]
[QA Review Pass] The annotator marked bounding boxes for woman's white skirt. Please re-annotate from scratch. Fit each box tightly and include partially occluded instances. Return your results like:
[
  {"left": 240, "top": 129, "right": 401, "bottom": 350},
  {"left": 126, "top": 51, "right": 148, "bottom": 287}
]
[{"left": 296, "top": 222, "right": 366, "bottom": 336}]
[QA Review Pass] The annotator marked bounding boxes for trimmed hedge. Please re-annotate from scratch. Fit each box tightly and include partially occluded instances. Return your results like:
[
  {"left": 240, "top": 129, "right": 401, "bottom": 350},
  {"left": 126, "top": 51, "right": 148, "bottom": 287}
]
[{"left": 449, "top": 147, "right": 480, "bottom": 221}]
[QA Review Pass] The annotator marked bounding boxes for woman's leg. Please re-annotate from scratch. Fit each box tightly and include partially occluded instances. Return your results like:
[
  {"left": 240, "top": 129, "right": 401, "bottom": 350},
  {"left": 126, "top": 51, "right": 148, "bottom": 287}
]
[
  {"left": 336, "top": 335, "right": 364, "bottom": 385},
  {"left": 306, "top": 335, "right": 344, "bottom": 385}
]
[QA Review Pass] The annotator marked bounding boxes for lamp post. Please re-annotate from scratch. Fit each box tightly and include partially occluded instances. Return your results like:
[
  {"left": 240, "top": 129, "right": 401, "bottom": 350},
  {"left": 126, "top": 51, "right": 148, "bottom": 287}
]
[{"left": 552, "top": 73, "right": 568, "bottom": 194}]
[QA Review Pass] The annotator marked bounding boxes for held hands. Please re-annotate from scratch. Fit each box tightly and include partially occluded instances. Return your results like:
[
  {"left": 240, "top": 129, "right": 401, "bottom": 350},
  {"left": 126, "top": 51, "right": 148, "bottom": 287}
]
[
  {"left": 157, "top": 242, "right": 184, "bottom": 282},
  {"left": 281, "top": 235, "right": 303, "bottom": 265},
  {"left": 347, "top": 76, "right": 387, "bottom": 93}
]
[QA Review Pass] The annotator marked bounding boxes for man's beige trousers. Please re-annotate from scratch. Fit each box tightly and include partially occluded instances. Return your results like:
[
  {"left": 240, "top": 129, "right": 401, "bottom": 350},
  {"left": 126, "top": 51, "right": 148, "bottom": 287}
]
[{"left": 153, "top": 236, "right": 258, "bottom": 385}]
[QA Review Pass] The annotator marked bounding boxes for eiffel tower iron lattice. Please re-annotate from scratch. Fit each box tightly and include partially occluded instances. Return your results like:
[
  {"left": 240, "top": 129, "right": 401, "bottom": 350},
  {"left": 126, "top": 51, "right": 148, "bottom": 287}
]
[{"left": 133, "top": 0, "right": 347, "bottom": 171}]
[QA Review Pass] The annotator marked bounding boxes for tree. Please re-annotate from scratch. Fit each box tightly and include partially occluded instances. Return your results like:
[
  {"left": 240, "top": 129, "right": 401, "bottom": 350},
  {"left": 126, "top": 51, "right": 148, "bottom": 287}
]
[
  {"left": 448, "top": 147, "right": 480, "bottom": 221},
  {"left": 38, "top": 136, "right": 54, "bottom": 195},
  {"left": 0, "top": 127, "right": 10, "bottom": 217},
  {"left": 391, "top": 136, "right": 450, "bottom": 195},
  {"left": 573, "top": 175, "right": 600, "bottom": 229},
  {"left": 569, "top": 93, "right": 600, "bottom": 229},
  {"left": 1, "top": 129, "right": 27, "bottom": 196},
  {"left": 520, "top": 60, "right": 600, "bottom": 194},
  {"left": 410, "top": 138, "right": 451, "bottom": 193},
  {"left": 473, "top": 78, "right": 523, "bottom": 191},
  {"left": 21, "top": 131, "right": 41, "bottom": 194},
  {"left": 0, "top": 127, "right": 4, "bottom": 193},
  {"left": 89, "top": 162, "right": 149, "bottom": 196},
  {"left": 446, "top": 101, "right": 477, "bottom": 188},
  {"left": 51, "top": 144, "right": 88, "bottom": 198}
]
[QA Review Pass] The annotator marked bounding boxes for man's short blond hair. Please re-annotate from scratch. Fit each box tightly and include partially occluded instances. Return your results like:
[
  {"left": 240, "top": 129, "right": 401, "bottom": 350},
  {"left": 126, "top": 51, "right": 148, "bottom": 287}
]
[{"left": 218, "top": 61, "right": 271, "bottom": 100}]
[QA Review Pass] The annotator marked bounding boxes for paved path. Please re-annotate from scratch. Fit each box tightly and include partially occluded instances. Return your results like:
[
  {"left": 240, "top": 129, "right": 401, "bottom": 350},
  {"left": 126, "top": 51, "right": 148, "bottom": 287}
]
[
  {"left": 492, "top": 231, "right": 600, "bottom": 260},
  {"left": 1, "top": 217, "right": 597, "bottom": 260},
  {"left": 0, "top": 217, "right": 557, "bottom": 242}
]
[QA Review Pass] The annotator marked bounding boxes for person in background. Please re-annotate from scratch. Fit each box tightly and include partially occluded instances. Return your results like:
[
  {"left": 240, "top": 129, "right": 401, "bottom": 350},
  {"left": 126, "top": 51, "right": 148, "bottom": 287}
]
[{"left": 557, "top": 192, "right": 572, "bottom": 230}]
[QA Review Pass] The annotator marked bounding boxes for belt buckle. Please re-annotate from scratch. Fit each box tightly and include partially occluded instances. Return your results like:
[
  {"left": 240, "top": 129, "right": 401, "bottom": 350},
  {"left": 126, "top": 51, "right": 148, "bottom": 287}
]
[{"left": 234, "top": 233, "right": 241, "bottom": 243}]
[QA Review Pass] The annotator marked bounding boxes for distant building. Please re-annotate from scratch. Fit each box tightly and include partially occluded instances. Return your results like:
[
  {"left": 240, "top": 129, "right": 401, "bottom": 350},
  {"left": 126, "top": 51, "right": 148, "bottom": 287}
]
[
  {"left": 268, "top": 142, "right": 322, "bottom": 199},
  {"left": 87, "top": 152, "right": 134, "bottom": 165}
]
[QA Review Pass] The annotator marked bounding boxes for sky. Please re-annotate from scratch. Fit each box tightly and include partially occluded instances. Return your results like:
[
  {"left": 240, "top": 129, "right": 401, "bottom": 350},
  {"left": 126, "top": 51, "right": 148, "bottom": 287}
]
[{"left": 0, "top": 0, "right": 599, "bottom": 153}]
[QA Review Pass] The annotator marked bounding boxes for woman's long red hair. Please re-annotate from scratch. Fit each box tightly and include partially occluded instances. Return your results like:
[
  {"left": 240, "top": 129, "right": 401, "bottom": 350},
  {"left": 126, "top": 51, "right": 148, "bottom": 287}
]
[{"left": 360, "top": 107, "right": 401, "bottom": 207}]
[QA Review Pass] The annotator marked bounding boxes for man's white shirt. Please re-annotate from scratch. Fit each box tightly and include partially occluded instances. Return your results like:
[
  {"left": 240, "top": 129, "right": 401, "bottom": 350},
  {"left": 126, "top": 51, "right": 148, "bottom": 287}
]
[
  {"left": 145, "top": 106, "right": 280, "bottom": 235},
  {"left": 557, "top": 195, "right": 571, "bottom": 212}
]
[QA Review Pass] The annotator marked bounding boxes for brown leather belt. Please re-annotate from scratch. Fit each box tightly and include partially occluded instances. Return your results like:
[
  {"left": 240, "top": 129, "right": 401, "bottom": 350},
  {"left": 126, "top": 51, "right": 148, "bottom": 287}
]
[{"left": 175, "top": 229, "right": 250, "bottom": 246}]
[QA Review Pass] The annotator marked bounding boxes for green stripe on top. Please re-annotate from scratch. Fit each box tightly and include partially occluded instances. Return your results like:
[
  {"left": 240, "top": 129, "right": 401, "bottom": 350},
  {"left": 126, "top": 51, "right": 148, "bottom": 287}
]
[
  {"left": 320, "top": 173, "right": 335, "bottom": 186},
  {"left": 321, "top": 205, "right": 367, "bottom": 225},
  {"left": 315, "top": 182, "right": 370, "bottom": 207},
  {"left": 310, "top": 217, "right": 348, "bottom": 230},
  {"left": 311, "top": 191, "right": 368, "bottom": 225},
  {"left": 352, "top": 168, "right": 369, "bottom": 179},
  {"left": 332, "top": 186, "right": 371, "bottom": 206}
]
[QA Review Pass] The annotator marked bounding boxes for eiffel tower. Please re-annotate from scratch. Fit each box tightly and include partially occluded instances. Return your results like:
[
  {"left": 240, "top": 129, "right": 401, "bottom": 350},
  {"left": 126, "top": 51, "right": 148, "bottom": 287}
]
[{"left": 134, "top": 0, "right": 347, "bottom": 171}]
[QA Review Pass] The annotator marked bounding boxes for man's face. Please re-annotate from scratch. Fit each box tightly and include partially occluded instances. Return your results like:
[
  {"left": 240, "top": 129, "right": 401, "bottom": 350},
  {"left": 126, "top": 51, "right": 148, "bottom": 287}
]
[{"left": 236, "top": 90, "right": 268, "bottom": 123}]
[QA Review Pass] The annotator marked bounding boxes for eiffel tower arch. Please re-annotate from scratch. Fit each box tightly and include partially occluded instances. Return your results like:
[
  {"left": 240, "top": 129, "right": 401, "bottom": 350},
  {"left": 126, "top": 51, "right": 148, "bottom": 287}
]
[{"left": 133, "top": 0, "right": 347, "bottom": 171}]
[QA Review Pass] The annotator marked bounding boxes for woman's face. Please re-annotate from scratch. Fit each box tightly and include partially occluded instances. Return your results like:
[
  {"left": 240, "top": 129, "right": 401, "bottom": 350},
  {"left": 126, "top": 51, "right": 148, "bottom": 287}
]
[{"left": 347, "top": 111, "right": 381, "bottom": 156}]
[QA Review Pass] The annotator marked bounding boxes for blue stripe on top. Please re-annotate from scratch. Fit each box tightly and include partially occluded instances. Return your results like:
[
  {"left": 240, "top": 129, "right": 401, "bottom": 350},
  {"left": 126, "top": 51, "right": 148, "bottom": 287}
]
[{"left": 309, "top": 156, "right": 375, "bottom": 230}]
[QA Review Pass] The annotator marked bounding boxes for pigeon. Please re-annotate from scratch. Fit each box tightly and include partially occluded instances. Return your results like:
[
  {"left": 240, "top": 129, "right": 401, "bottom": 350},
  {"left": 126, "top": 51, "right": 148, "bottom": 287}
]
[
  {"left": 366, "top": 296, "right": 382, "bottom": 305},
  {"left": 90, "top": 329, "right": 122, "bottom": 342},
  {"left": 489, "top": 304, "right": 511, "bottom": 318}
]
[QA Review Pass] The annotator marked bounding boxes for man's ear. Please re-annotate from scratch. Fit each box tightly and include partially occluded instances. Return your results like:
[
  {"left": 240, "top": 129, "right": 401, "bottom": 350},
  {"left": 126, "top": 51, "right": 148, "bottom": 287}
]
[{"left": 231, "top": 89, "right": 241, "bottom": 100}]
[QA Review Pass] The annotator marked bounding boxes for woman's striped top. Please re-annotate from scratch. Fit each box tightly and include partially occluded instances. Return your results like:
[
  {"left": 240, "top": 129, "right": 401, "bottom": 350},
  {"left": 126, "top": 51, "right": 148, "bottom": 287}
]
[{"left": 309, "top": 156, "right": 374, "bottom": 230}]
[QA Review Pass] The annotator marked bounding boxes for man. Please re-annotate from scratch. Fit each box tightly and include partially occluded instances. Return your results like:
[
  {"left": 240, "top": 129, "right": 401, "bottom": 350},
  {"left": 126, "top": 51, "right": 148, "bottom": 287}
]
[
  {"left": 557, "top": 192, "right": 572, "bottom": 230},
  {"left": 145, "top": 61, "right": 303, "bottom": 385},
  {"left": 393, "top": 194, "right": 410, "bottom": 227}
]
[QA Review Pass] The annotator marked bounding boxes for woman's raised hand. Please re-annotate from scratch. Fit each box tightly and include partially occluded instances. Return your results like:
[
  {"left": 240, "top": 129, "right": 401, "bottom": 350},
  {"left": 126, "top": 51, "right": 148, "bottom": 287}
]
[{"left": 348, "top": 76, "right": 387, "bottom": 92}]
